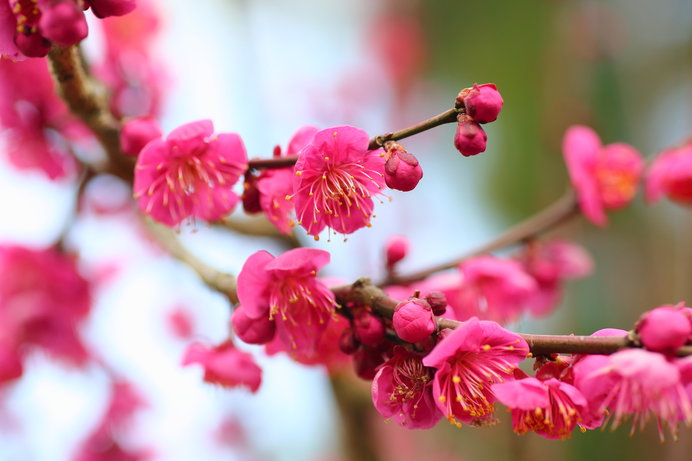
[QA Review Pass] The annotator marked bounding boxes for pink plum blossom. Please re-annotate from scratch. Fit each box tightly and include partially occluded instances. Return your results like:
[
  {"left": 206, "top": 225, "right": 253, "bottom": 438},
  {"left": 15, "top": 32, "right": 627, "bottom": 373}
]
[
  {"left": 447, "top": 256, "right": 537, "bottom": 324},
  {"left": 236, "top": 248, "right": 336, "bottom": 360},
  {"left": 372, "top": 347, "right": 442, "bottom": 429},
  {"left": 493, "top": 377, "right": 596, "bottom": 439},
  {"left": 646, "top": 140, "right": 692, "bottom": 206},
  {"left": 563, "top": 125, "right": 643, "bottom": 226},
  {"left": 255, "top": 126, "right": 318, "bottom": 234},
  {"left": 353, "top": 307, "right": 386, "bottom": 347},
  {"left": 133, "top": 120, "right": 248, "bottom": 226},
  {"left": 574, "top": 348, "right": 692, "bottom": 440},
  {"left": 517, "top": 240, "right": 593, "bottom": 316},
  {"left": 182, "top": 340, "right": 262, "bottom": 392},
  {"left": 422, "top": 318, "right": 529, "bottom": 426},
  {"left": 0, "top": 245, "right": 91, "bottom": 383},
  {"left": 290, "top": 125, "right": 385, "bottom": 238}
]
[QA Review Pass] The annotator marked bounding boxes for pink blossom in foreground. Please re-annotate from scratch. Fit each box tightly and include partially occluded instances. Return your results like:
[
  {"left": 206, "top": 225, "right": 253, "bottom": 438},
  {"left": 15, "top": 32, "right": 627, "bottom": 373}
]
[
  {"left": 646, "top": 140, "right": 692, "bottom": 206},
  {"left": 422, "top": 318, "right": 529, "bottom": 426},
  {"left": 636, "top": 303, "right": 691, "bottom": 354},
  {"left": 0, "top": 58, "right": 86, "bottom": 179},
  {"left": 291, "top": 125, "right": 385, "bottom": 238},
  {"left": 182, "top": 341, "right": 261, "bottom": 392},
  {"left": 255, "top": 126, "right": 318, "bottom": 234},
  {"left": 563, "top": 125, "right": 643, "bottom": 226},
  {"left": 447, "top": 256, "right": 537, "bottom": 324},
  {"left": 574, "top": 348, "right": 692, "bottom": 440},
  {"left": 236, "top": 248, "right": 336, "bottom": 360},
  {"left": 0, "top": 245, "right": 91, "bottom": 383},
  {"left": 517, "top": 240, "right": 593, "bottom": 317},
  {"left": 133, "top": 120, "right": 247, "bottom": 226},
  {"left": 372, "top": 347, "right": 442, "bottom": 429},
  {"left": 493, "top": 377, "right": 596, "bottom": 439}
]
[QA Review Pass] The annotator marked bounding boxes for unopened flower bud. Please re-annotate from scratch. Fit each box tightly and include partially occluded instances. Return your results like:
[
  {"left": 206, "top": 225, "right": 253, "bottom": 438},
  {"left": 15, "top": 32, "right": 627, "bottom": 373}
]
[
  {"left": 383, "top": 141, "right": 423, "bottom": 192},
  {"left": 636, "top": 304, "right": 691, "bottom": 353},
  {"left": 353, "top": 308, "right": 386, "bottom": 347},
  {"left": 424, "top": 291, "right": 447, "bottom": 316},
  {"left": 338, "top": 327, "right": 360, "bottom": 355},
  {"left": 39, "top": 1, "right": 88, "bottom": 46},
  {"left": 385, "top": 235, "right": 409, "bottom": 269},
  {"left": 241, "top": 171, "right": 262, "bottom": 214},
  {"left": 457, "top": 84, "right": 503, "bottom": 124},
  {"left": 454, "top": 115, "right": 487, "bottom": 157},
  {"left": 393, "top": 298, "right": 436, "bottom": 343},
  {"left": 353, "top": 345, "right": 390, "bottom": 380},
  {"left": 231, "top": 308, "right": 276, "bottom": 344},
  {"left": 120, "top": 117, "right": 162, "bottom": 156}
]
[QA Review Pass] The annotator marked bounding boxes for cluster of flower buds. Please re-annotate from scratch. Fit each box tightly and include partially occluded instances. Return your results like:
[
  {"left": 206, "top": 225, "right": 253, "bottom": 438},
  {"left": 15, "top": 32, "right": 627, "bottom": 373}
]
[
  {"left": 453, "top": 84, "right": 503, "bottom": 156},
  {"left": 0, "top": 0, "right": 136, "bottom": 60}
]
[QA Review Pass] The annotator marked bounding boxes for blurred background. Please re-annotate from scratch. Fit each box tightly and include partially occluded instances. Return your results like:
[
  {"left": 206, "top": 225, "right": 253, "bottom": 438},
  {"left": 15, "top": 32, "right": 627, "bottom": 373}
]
[{"left": 0, "top": 0, "right": 691, "bottom": 460}]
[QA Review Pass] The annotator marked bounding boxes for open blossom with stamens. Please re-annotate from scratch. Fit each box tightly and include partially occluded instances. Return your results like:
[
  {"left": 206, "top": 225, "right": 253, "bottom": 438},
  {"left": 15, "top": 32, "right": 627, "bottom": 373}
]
[
  {"left": 563, "top": 125, "right": 643, "bottom": 226},
  {"left": 493, "top": 377, "right": 596, "bottom": 439},
  {"left": 133, "top": 120, "right": 248, "bottom": 226},
  {"left": 574, "top": 348, "right": 692, "bottom": 441},
  {"left": 372, "top": 347, "right": 442, "bottom": 429},
  {"left": 236, "top": 248, "right": 336, "bottom": 360},
  {"left": 422, "top": 318, "right": 529, "bottom": 426},
  {"left": 290, "top": 125, "right": 385, "bottom": 238}
]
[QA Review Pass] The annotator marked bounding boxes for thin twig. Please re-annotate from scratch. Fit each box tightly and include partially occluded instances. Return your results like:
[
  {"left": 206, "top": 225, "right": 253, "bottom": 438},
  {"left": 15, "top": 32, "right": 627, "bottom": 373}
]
[
  {"left": 331, "top": 278, "right": 692, "bottom": 357},
  {"left": 382, "top": 190, "right": 580, "bottom": 286},
  {"left": 143, "top": 218, "right": 238, "bottom": 303},
  {"left": 247, "top": 107, "right": 461, "bottom": 170}
]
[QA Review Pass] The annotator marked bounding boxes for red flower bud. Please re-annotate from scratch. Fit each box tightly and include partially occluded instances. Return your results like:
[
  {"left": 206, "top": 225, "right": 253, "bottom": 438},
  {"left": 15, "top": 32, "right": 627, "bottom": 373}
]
[
  {"left": 454, "top": 115, "right": 487, "bottom": 157},
  {"left": 353, "top": 308, "right": 386, "bottom": 347},
  {"left": 424, "top": 291, "right": 447, "bottom": 316},
  {"left": 338, "top": 327, "right": 360, "bottom": 355},
  {"left": 392, "top": 298, "right": 436, "bottom": 343},
  {"left": 241, "top": 172, "right": 262, "bottom": 214},
  {"left": 458, "top": 83, "right": 503, "bottom": 124},
  {"left": 636, "top": 304, "right": 691, "bottom": 353},
  {"left": 383, "top": 142, "right": 423, "bottom": 192}
]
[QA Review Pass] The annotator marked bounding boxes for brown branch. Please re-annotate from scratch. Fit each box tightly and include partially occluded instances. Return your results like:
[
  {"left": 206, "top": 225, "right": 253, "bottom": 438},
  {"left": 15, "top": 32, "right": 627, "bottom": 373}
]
[
  {"left": 47, "top": 44, "right": 134, "bottom": 182},
  {"left": 383, "top": 190, "right": 580, "bottom": 286},
  {"left": 331, "top": 278, "right": 692, "bottom": 357},
  {"left": 143, "top": 218, "right": 238, "bottom": 303},
  {"left": 247, "top": 107, "right": 461, "bottom": 170},
  {"left": 217, "top": 216, "right": 301, "bottom": 248}
]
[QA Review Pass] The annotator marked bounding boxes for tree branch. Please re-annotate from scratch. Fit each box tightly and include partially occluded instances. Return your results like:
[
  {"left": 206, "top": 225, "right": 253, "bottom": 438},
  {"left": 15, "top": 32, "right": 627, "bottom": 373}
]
[
  {"left": 143, "top": 218, "right": 238, "bottom": 303},
  {"left": 331, "top": 278, "right": 692, "bottom": 357},
  {"left": 47, "top": 44, "right": 134, "bottom": 181},
  {"left": 247, "top": 107, "right": 461, "bottom": 170},
  {"left": 382, "top": 190, "right": 580, "bottom": 286}
]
